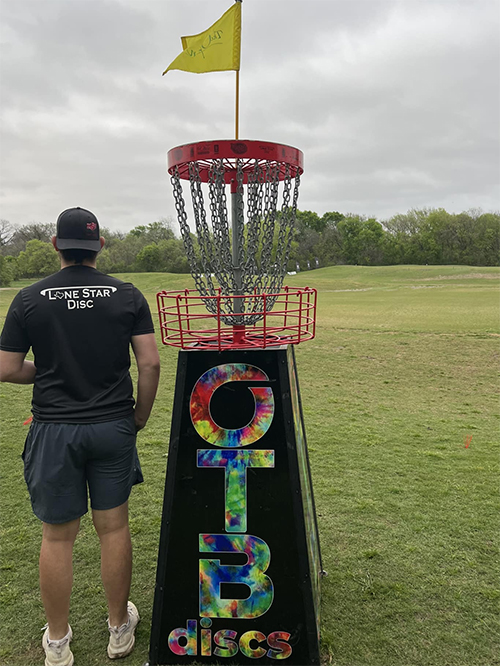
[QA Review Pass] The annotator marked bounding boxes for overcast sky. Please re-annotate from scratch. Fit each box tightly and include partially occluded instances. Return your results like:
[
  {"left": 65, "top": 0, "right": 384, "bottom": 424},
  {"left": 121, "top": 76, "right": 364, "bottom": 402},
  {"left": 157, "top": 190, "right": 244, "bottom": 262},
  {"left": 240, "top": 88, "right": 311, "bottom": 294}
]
[{"left": 1, "top": 0, "right": 499, "bottom": 233}]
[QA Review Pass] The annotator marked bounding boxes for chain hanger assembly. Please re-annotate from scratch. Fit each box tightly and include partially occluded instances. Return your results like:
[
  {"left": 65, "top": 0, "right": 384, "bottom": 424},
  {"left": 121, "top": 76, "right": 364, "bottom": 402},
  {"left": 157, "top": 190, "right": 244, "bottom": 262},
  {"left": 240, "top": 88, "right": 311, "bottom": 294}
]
[{"left": 157, "top": 140, "right": 317, "bottom": 349}]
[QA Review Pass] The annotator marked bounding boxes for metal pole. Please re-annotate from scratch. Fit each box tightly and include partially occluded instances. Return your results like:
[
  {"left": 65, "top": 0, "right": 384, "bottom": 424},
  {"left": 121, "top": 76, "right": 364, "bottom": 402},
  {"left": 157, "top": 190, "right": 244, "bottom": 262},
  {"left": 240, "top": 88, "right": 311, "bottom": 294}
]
[
  {"left": 231, "top": 186, "right": 246, "bottom": 344},
  {"left": 231, "top": 184, "right": 243, "bottom": 317}
]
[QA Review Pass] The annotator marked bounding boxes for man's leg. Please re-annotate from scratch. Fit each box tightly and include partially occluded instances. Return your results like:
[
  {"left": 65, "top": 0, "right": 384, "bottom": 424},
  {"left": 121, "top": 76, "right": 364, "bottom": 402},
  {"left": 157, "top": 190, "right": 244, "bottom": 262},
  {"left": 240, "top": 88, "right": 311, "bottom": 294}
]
[
  {"left": 39, "top": 518, "right": 80, "bottom": 640},
  {"left": 92, "top": 501, "right": 131, "bottom": 627}
]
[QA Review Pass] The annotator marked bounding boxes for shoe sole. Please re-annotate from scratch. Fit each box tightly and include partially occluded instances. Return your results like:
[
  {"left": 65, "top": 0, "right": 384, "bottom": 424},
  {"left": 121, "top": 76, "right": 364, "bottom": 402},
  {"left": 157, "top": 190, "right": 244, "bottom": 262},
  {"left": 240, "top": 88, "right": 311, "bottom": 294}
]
[{"left": 45, "top": 654, "right": 74, "bottom": 666}]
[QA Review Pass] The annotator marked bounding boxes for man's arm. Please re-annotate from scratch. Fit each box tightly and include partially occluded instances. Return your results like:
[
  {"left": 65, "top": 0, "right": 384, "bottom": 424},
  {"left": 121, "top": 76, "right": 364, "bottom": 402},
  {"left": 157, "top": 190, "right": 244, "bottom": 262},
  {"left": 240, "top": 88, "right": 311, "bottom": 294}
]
[
  {"left": 0, "top": 350, "right": 36, "bottom": 384},
  {"left": 131, "top": 333, "right": 161, "bottom": 431}
]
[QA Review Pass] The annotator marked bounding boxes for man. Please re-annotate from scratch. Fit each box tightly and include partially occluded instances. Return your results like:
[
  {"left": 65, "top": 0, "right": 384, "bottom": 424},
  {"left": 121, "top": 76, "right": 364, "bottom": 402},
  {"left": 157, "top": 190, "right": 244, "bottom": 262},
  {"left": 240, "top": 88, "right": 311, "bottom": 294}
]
[{"left": 0, "top": 207, "right": 161, "bottom": 666}]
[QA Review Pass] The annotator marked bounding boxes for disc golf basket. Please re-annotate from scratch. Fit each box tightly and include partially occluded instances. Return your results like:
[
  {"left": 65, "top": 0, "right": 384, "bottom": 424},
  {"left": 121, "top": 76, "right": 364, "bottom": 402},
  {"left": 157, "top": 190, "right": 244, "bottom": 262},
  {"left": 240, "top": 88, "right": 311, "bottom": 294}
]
[
  {"left": 150, "top": 139, "right": 323, "bottom": 666},
  {"left": 157, "top": 139, "right": 317, "bottom": 349}
]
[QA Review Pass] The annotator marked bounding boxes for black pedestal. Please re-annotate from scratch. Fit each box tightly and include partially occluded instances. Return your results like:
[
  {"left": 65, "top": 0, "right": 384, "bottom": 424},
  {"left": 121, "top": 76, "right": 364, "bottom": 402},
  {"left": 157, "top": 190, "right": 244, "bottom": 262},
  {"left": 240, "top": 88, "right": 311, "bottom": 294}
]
[{"left": 148, "top": 345, "right": 322, "bottom": 665}]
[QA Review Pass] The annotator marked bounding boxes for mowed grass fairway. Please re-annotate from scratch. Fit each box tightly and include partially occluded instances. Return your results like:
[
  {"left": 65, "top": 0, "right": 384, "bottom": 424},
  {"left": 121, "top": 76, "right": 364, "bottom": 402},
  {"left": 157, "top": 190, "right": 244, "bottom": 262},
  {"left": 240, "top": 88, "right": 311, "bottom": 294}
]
[{"left": 1, "top": 265, "right": 499, "bottom": 666}]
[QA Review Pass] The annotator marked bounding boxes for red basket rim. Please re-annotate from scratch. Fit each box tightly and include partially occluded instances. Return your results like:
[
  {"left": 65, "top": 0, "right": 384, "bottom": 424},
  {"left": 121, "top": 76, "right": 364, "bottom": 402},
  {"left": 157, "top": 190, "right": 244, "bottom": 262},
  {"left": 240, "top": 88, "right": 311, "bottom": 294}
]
[
  {"left": 167, "top": 139, "right": 304, "bottom": 183},
  {"left": 156, "top": 286, "right": 317, "bottom": 350}
]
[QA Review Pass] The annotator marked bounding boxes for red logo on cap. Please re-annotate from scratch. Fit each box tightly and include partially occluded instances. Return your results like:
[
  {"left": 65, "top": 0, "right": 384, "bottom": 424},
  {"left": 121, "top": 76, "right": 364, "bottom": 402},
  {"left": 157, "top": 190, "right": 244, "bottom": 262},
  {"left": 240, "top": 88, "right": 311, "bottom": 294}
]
[{"left": 87, "top": 222, "right": 97, "bottom": 231}]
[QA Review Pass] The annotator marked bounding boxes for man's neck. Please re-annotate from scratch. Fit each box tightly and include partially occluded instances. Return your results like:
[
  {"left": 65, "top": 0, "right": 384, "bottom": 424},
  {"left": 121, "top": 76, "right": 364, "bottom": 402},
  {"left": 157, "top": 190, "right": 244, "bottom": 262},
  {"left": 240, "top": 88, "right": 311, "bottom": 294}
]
[{"left": 60, "top": 260, "right": 97, "bottom": 270}]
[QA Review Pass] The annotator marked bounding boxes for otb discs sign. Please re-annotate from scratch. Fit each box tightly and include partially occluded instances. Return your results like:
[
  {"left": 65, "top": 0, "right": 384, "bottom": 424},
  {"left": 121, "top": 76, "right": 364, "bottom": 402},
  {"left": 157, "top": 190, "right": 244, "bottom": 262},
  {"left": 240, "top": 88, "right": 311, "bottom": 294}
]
[{"left": 148, "top": 347, "right": 321, "bottom": 665}]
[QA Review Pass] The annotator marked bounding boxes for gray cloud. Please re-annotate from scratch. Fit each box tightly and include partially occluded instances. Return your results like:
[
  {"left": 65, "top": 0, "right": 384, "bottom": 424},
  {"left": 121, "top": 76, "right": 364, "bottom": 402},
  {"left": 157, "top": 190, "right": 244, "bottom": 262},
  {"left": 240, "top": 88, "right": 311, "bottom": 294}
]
[{"left": 0, "top": 0, "right": 498, "bottom": 231}]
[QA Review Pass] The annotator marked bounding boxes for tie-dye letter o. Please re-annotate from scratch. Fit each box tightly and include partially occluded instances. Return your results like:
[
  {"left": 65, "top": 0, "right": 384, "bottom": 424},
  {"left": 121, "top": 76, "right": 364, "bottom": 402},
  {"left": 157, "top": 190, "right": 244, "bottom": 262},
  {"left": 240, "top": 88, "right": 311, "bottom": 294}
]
[{"left": 190, "top": 364, "right": 274, "bottom": 447}]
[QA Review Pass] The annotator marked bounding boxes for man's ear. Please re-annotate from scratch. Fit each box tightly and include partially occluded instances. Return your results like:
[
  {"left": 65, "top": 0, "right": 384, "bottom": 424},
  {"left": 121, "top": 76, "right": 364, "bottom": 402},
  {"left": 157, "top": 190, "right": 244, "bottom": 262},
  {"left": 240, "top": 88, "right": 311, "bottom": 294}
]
[
  {"left": 100, "top": 236, "right": 105, "bottom": 250},
  {"left": 51, "top": 236, "right": 59, "bottom": 252}
]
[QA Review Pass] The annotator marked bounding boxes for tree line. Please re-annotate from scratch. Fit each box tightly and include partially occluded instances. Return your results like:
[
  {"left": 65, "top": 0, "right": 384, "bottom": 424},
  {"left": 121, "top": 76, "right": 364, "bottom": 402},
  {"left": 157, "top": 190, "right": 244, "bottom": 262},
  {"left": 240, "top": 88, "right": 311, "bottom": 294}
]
[
  {"left": 292, "top": 208, "right": 499, "bottom": 269},
  {"left": 0, "top": 208, "right": 498, "bottom": 287}
]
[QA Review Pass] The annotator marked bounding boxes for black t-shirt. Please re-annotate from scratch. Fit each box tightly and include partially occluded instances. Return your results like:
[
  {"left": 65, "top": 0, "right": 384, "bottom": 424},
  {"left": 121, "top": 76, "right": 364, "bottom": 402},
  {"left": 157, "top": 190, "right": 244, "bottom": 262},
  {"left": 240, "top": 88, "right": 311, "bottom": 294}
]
[{"left": 0, "top": 266, "right": 155, "bottom": 423}]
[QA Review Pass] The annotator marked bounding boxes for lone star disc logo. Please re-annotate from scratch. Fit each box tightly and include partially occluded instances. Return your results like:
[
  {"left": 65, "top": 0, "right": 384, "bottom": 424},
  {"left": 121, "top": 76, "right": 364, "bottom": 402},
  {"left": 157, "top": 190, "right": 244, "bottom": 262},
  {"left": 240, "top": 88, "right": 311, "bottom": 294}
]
[{"left": 40, "top": 285, "right": 117, "bottom": 310}]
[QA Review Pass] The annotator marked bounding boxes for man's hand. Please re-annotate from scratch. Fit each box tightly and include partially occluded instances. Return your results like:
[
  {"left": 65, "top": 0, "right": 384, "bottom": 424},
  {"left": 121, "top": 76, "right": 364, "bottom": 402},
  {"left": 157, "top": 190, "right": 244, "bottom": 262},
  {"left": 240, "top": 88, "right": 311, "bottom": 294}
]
[
  {"left": 131, "top": 333, "right": 160, "bottom": 432},
  {"left": 0, "top": 351, "right": 36, "bottom": 384}
]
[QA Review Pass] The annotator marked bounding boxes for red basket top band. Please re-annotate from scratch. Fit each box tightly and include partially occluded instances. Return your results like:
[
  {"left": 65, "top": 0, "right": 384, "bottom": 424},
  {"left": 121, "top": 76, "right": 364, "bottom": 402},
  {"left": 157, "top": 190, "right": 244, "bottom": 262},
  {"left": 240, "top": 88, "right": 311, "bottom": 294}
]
[{"left": 167, "top": 139, "right": 304, "bottom": 183}]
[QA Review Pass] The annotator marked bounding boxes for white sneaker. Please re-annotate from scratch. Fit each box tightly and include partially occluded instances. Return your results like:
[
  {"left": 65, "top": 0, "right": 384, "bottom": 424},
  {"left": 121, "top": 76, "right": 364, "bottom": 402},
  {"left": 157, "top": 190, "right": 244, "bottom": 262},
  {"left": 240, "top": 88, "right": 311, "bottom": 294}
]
[
  {"left": 107, "top": 601, "right": 140, "bottom": 659},
  {"left": 42, "top": 624, "right": 74, "bottom": 666}
]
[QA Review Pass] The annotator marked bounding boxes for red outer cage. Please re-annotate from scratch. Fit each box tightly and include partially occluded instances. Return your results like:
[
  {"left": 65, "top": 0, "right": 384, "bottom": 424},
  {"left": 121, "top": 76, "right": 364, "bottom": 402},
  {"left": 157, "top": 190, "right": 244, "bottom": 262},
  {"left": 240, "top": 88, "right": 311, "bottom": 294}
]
[
  {"left": 156, "top": 287, "right": 317, "bottom": 351},
  {"left": 167, "top": 139, "right": 304, "bottom": 185}
]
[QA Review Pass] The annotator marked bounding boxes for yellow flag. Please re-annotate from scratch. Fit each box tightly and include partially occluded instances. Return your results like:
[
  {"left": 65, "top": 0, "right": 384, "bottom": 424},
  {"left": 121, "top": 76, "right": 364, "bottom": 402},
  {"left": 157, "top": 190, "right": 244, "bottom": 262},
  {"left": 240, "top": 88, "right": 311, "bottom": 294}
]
[{"left": 163, "top": 3, "right": 241, "bottom": 75}]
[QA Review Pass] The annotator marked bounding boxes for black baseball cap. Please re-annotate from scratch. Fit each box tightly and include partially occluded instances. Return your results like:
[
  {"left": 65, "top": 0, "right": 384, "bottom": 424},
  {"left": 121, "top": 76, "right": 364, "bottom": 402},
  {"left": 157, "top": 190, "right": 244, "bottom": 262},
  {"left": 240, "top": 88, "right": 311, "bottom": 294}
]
[{"left": 56, "top": 207, "right": 101, "bottom": 251}]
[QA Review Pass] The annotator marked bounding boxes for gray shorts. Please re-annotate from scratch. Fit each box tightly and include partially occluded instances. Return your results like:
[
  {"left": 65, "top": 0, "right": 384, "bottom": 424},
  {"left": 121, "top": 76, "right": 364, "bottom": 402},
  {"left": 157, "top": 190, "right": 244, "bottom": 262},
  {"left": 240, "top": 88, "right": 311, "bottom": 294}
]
[{"left": 22, "top": 415, "right": 143, "bottom": 524}]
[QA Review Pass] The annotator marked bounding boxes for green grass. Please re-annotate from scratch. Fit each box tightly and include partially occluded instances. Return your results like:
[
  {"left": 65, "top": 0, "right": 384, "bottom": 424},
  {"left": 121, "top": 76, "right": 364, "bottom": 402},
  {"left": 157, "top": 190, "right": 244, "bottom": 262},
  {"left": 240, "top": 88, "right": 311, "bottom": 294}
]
[{"left": 1, "top": 265, "right": 499, "bottom": 666}]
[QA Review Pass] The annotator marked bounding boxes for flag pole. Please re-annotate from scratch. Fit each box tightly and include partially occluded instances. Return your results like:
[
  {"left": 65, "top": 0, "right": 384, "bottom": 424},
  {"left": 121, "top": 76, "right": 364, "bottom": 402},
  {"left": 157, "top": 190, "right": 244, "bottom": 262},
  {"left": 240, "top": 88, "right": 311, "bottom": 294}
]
[
  {"left": 235, "top": 69, "right": 240, "bottom": 139},
  {"left": 235, "top": 0, "right": 242, "bottom": 140},
  {"left": 233, "top": 0, "right": 243, "bottom": 329}
]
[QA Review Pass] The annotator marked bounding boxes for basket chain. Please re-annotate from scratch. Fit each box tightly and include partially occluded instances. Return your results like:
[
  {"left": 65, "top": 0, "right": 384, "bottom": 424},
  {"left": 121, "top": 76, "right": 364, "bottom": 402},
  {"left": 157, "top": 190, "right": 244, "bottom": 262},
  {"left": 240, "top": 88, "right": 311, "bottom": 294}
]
[
  {"left": 209, "top": 161, "right": 234, "bottom": 295},
  {"left": 171, "top": 158, "right": 300, "bottom": 325},
  {"left": 172, "top": 166, "right": 218, "bottom": 317}
]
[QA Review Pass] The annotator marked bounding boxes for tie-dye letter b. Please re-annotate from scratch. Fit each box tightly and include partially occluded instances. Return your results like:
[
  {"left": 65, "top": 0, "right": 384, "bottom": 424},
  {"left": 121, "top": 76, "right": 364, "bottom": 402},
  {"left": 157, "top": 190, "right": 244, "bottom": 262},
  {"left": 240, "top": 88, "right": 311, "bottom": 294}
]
[{"left": 199, "top": 534, "right": 274, "bottom": 618}]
